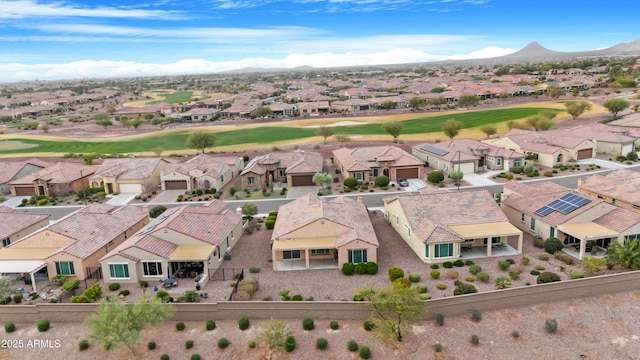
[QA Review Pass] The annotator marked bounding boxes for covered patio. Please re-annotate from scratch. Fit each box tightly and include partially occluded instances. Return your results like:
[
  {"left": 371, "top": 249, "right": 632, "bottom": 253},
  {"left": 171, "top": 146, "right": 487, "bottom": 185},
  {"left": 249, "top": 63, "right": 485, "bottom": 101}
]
[
  {"left": 450, "top": 222, "right": 524, "bottom": 257},
  {"left": 272, "top": 237, "right": 338, "bottom": 271},
  {"left": 0, "top": 260, "right": 48, "bottom": 292},
  {"left": 558, "top": 222, "right": 617, "bottom": 260},
  {"left": 167, "top": 245, "right": 214, "bottom": 288}
]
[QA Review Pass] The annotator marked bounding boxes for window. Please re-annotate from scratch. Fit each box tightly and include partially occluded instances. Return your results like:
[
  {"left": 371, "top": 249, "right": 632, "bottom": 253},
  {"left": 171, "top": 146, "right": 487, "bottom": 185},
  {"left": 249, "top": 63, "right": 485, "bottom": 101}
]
[
  {"left": 109, "top": 264, "right": 129, "bottom": 279},
  {"left": 55, "top": 262, "right": 75, "bottom": 276},
  {"left": 492, "top": 236, "right": 501, "bottom": 244},
  {"left": 624, "top": 234, "right": 640, "bottom": 241},
  {"left": 217, "top": 245, "right": 221, "bottom": 260},
  {"left": 283, "top": 250, "right": 301, "bottom": 259},
  {"left": 530, "top": 218, "right": 536, "bottom": 231},
  {"left": 556, "top": 154, "right": 563, "bottom": 163},
  {"left": 434, "top": 243, "right": 453, "bottom": 258},
  {"left": 514, "top": 159, "right": 521, "bottom": 167},
  {"left": 248, "top": 177, "right": 255, "bottom": 184},
  {"left": 143, "top": 261, "right": 163, "bottom": 276},
  {"left": 226, "top": 236, "right": 230, "bottom": 249},
  {"left": 311, "top": 249, "right": 330, "bottom": 255},
  {"left": 2, "top": 238, "right": 10, "bottom": 247},
  {"left": 279, "top": 169, "right": 286, "bottom": 177},
  {"left": 496, "top": 158, "right": 502, "bottom": 166},
  {"left": 348, "top": 249, "right": 368, "bottom": 263},
  {"left": 550, "top": 227, "right": 555, "bottom": 238},
  {"left": 355, "top": 173, "right": 363, "bottom": 180},
  {"left": 425, "top": 245, "right": 429, "bottom": 258},
  {"left": 521, "top": 213, "right": 525, "bottom": 222}
]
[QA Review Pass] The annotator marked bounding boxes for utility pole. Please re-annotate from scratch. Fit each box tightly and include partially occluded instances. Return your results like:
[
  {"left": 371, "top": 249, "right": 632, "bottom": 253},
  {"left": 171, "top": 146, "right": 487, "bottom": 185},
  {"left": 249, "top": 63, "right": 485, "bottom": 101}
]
[
  {"left": 80, "top": 169, "right": 87, "bottom": 206},
  {"left": 457, "top": 150, "right": 461, "bottom": 191}
]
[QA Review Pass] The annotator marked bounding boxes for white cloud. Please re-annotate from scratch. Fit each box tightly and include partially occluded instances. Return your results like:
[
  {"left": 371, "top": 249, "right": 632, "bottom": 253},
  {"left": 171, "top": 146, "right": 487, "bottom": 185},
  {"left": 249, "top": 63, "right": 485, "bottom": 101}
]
[{"left": 0, "top": 0, "right": 186, "bottom": 20}]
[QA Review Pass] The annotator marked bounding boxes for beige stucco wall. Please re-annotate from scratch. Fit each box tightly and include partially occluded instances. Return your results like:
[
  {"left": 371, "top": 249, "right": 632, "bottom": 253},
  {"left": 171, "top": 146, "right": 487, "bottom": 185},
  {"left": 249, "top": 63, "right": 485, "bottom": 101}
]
[
  {"left": 9, "top": 230, "right": 74, "bottom": 249},
  {"left": 3, "top": 218, "right": 50, "bottom": 249},
  {"left": 100, "top": 254, "right": 139, "bottom": 284},
  {"left": 565, "top": 140, "right": 596, "bottom": 161},
  {"left": 385, "top": 200, "right": 428, "bottom": 262}
]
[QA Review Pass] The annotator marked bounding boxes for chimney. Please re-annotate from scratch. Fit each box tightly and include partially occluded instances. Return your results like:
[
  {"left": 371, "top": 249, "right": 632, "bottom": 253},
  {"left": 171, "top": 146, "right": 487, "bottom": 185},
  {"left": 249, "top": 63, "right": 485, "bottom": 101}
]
[
  {"left": 143, "top": 204, "right": 149, "bottom": 215},
  {"left": 577, "top": 177, "right": 584, "bottom": 188},
  {"left": 357, "top": 196, "right": 363, "bottom": 204}
]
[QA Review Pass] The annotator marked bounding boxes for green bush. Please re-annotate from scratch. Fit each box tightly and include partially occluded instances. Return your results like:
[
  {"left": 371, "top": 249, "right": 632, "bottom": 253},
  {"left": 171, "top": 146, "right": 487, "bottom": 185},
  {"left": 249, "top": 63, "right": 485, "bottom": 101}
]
[
  {"left": 176, "top": 322, "right": 185, "bottom": 331},
  {"left": 554, "top": 251, "right": 574, "bottom": 265},
  {"left": 535, "top": 264, "right": 546, "bottom": 271},
  {"left": 434, "top": 343, "right": 443, "bottom": 352},
  {"left": 249, "top": 266, "right": 260, "bottom": 273},
  {"left": 476, "top": 272, "right": 490, "bottom": 283},
  {"left": 342, "top": 263, "right": 355, "bottom": 275},
  {"left": 388, "top": 267, "right": 405, "bottom": 282},
  {"left": 617, "top": 155, "right": 628, "bottom": 162},
  {"left": 62, "top": 279, "right": 80, "bottom": 292},
  {"left": 185, "top": 340, "right": 194, "bottom": 349},
  {"left": 108, "top": 283, "right": 120, "bottom": 291},
  {"left": 420, "top": 293, "right": 431, "bottom": 300},
  {"left": 344, "top": 177, "right": 358, "bottom": 188},
  {"left": 218, "top": 338, "right": 229, "bottom": 349},
  {"left": 510, "top": 166, "right": 523, "bottom": 174},
  {"left": 570, "top": 270, "right": 585, "bottom": 279},
  {"left": 465, "top": 276, "right": 475, "bottom": 282},
  {"left": 330, "top": 321, "right": 339, "bottom": 330},
  {"left": 37, "top": 319, "right": 50, "bottom": 332},
  {"left": 430, "top": 264, "right": 439, "bottom": 269},
  {"left": 359, "top": 345, "right": 371, "bottom": 359},
  {"left": 498, "top": 260, "right": 511, "bottom": 271},
  {"left": 471, "top": 309, "right": 482, "bottom": 322},
  {"left": 627, "top": 151, "right": 639, "bottom": 161},
  {"left": 453, "top": 259, "right": 464, "bottom": 267},
  {"left": 248, "top": 341, "right": 256, "bottom": 348},
  {"left": 471, "top": 334, "right": 480, "bottom": 345},
  {"left": 469, "top": 264, "right": 482, "bottom": 275},
  {"left": 302, "top": 317, "right": 315, "bottom": 331},
  {"left": 511, "top": 330, "right": 520, "bottom": 338},
  {"left": 537, "top": 272, "right": 561, "bottom": 284},
  {"left": 190, "top": 355, "right": 200, "bottom": 360},
  {"left": 363, "top": 319, "right": 375, "bottom": 331},
  {"left": 533, "top": 237, "right": 545, "bottom": 248},
  {"left": 374, "top": 175, "right": 390, "bottom": 187},
  {"left": 538, "top": 253, "right": 550, "bottom": 261},
  {"left": 291, "top": 294, "right": 303, "bottom": 301},
  {"left": 148, "top": 341, "right": 156, "bottom": 350},
  {"left": 285, "top": 335, "right": 296, "bottom": 352},
  {"left": 347, "top": 340, "right": 359, "bottom": 352},
  {"left": 316, "top": 338, "right": 328, "bottom": 350},
  {"left": 446, "top": 270, "right": 458, "bottom": 279},
  {"left": 520, "top": 257, "right": 530, "bottom": 266},
  {"left": 430, "top": 269, "right": 440, "bottom": 279},
  {"left": 427, "top": 171, "right": 445, "bottom": 183},
  {"left": 530, "top": 270, "right": 541, "bottom": 276},
  {"left": 408, "top": 272, "right": 420, "bottom": 282},
  {"left": 442, "top": 261, "right": 453, "bottom": 268},
  {"left": 366, "top": 262, "right": 378, "bottom": 275},
  {"left": 544, "top": 237, "right": 564, "bottom": 254},
  {"left": 119, "top": 289, "right": 130, "bottom": 297},
  {"left": 265, "top": 219, "right": 275, "bottom": 229},
  {"left": 5, "top": 322, "right": 16, "bottom": 333},
  {"left": 238, "top": 317, "right": 250, "bottom": 330},
  {"left": 415, "top": 284, "right": 428, "bottom": 293},
  {"left": 79, "top": 339, "right": 90, "bottom": 351},
  {"left": 436, "top": 283, "right": 447, "bottom": 290},
  {"left": 509, "top": 270, "right": 520, "bottom": 280},
  {"left": 206, "top": 320, "right": 216, "bottom": 331},
  {"left": 393, "top": 278, "right": 411, "bottom": 289},
  {"left": 436, "top": 314, "right": 444, "bottom": 326},
  {"left": 160, "top": 355, "right": 170, "bottom": 360},
  {"left": 13, "top": 294, "right": 22, "bottom": 304},
  {"left": 545, "top": 319, "right": 558, "bottom": 334},
  {"left": 356, "top": 262, "right": 367, "bottom": 275},
  {"left": 453, "top": 283, "right": 477, "bottom": 296}
]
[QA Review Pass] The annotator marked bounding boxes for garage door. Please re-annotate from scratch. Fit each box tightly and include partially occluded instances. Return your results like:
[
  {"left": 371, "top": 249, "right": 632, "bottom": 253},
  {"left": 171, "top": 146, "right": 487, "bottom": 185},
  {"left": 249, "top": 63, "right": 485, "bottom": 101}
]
[
  {"left": 291, "top": 175, "right": 314, "bottom": 186},
  {"left": 119, "top": 183, "right": 143, "bottom": 193},
  {"left": 396, "top": 168, "right": 419, "bottom": 179},
  {"left": 164, "top": 180, "right": 188, "bottom": 190},
  {"left": 577, "top": 149, "right": 593, "bottom": 160},
  {"left": 13, "top": 186, "right": 34, "bottom": 196}
]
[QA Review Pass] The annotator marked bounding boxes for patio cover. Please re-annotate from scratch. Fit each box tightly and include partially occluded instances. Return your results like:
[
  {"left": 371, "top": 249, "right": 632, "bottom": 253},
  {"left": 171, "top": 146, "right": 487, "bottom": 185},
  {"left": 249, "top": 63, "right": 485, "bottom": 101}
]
[
  {"left": 0, "top": 247, "right": 59, "bottom": 260},
  {"left": 168, "top": 245, "right": 214, "bottom": 261},
  {"left": 271, "top": 237, "right": 336, "bottom": 251},
  {"left": 0, "top": 260, "right": 48, "bottom": 292},
  {"left": 558, "top": 222, "right": 618, "bottom": 240},
  {"left": 449, "top": 222, "right": 522, "bottom": 239}
]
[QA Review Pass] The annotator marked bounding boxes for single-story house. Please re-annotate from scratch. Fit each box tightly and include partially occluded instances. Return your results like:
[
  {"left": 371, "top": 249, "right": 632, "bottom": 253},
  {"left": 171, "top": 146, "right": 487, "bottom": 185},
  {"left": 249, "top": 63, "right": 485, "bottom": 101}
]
[
  {"left": 99, "top": 200, "right": 243, "bottom": 287},
  {"left": 577, "top": 169, "right": 640, "bottom": 213},
  {"left": 333, "top": 146, "right": 423, "bottom": 182},
  {"left": 89, "top": 158, "right": 168, "bottom": 194},
  {"left": 241, "top": 150, "right": 323, "bottom": 189},
  {"left": 0, "top": 204, "right": 148, "bottom": 286},
  {"left": 9, "top": 162, "right": 96, "bottom": 197},
  {"left": 161, "top": 154, "right": 244, "bottom": 191},
  {"left": 0, "top": 206, "right": 50, "bottom": 249},
  {"left": 412, "top": 139, "right": 525, "bottom": 174},
  {"left": 384, "top": 189, "right": 523, "bottom": 264},
  {"left": 0, "top": 159, "right": 50, "bottom": 195},
  {"left": 178, "top": 108, "right": 220, "bottom": 122},
  {"left": 501, "top": 181, "right": 640, "bottom": 260},
  {"left": 271, "top": 195, "right": 378, "bottom": 271}
]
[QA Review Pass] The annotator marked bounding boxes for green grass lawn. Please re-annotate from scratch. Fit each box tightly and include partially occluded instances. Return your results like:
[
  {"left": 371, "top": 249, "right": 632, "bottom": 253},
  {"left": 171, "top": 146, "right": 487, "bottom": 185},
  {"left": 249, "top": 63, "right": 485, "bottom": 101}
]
[
  {"left": 147, "top": 91, "right": 198, "bottom": 104},
  {"left": 0, "top": 107, "right": 558, "bottom": 155}
]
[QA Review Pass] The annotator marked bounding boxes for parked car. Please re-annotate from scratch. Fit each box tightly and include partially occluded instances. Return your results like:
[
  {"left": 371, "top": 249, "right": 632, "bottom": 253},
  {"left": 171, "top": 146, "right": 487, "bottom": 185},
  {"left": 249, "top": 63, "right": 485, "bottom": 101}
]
[{"left": 397, "top": 178, "right": 409, "bottom": 187}]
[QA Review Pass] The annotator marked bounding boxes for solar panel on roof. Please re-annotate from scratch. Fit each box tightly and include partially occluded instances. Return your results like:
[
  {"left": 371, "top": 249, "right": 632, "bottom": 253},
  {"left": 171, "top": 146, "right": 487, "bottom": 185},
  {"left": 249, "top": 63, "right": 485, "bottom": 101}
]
[
  {"left": 420, "top": 144, "right": 449, "bottom": 157},
  {"left": 534, "top": 205, "right": 554, "bottom": 217},
  {"left": 535, "top": 192, "right": 592, "bottom": 217}
]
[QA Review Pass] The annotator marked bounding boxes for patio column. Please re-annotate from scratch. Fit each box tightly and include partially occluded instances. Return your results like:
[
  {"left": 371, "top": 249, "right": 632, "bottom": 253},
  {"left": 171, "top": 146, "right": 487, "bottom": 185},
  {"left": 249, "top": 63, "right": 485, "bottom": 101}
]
[
  {"left": 517, "top": 233, "right": 523, "bottom": 254},
  {"left": 579, "top": 239, "right": 586, "bottom": 260},
  {"left": 305, "top": 249, "right": 310, "bottom": 270},
  {"left": 486, "top": 241, "right": 492, "bottom": 257},
  {"left": 30, "top": 272, "right": 37, "bottom": 292}
]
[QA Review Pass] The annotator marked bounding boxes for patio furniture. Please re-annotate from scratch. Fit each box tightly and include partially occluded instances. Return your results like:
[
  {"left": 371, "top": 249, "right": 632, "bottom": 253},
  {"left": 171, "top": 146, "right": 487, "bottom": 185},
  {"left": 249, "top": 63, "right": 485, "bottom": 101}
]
[{"left": 161, "top": 278, "right": 178, "bottom": 289}]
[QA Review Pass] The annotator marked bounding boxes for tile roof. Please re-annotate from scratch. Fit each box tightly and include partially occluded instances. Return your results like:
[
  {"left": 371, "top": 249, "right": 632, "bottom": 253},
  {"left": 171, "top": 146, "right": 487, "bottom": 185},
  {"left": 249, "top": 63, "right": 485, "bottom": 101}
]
[
  {"left": 272, "top": 194, "right": 378, "bottom": 247},
  {"left": 10, "top": 162, "right": 96, "bottom": 185},
  {"left": 333, "top": 146, "right": 423, "bottom": 172},
  {"left": 413, "top": 138, "right": 525, "bottom": 162},
  {"left": 163, "top": 154, "right": 240, "bottom": 179},
  {"left": 0, "top": 207, "right": 50, "bottom": 239},
  {"left": 593, "top": 207, "right": 640, "bottom": 232},
  {"left": 0, "top": 159, "right": 50, "bottom": 184},
  {"left": 578, "top": 169, "right": 640, "bottom": 206},
  {"left": 241, "top": 150, "right": 323, "bottom": 176},
  {"left": 91, "top": 158, "right": 166, "bottom": 180}
]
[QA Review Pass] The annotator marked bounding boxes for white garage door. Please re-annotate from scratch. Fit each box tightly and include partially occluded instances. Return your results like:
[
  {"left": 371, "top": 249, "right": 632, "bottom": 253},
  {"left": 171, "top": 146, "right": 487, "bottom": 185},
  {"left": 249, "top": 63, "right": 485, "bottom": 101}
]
[{"left": 119, "top": 183, "right": 143, "bottom": 193}]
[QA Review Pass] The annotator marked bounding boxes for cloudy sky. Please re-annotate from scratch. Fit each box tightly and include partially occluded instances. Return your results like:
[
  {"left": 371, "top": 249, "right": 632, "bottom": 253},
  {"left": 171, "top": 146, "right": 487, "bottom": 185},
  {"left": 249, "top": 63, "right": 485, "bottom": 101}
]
[{"left": 1, "top": 0, "right": 638, "bottom": 82}]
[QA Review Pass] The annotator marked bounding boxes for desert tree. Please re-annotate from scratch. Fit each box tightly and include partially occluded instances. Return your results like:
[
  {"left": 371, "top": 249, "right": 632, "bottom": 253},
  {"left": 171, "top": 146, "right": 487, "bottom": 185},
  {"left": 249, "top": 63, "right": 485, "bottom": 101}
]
[
  {"left": 259, "top": 318, "right": 293, "bottom": 354},
  {"left": 379, "top": 101, "right": 396, "bottom": 110},
  {"left": 428, "top": 96, "right": 446, "bottom": 111},
  {"left": 565, "top": 101, "right": 592, "bottom": 120},
  {"left": 457, "top": 94, "right": 479, "bottom": 109},
  {"left": 187, "top": 131, "right": 215, "bottom": 153},
  {"left": 334, "top": 134, "right": 351, "bottom": 147},
  {"left": 254, "top": 105, "right": 273, "bottom": 119},
  {"left": 408, "top": 97, "right": 426, "bottom": 111},
  {"left": 603, "top": 98, "right": 630, "bottom": 119},
  {"left": 312, "top": 172, "right": 333, "bottom": 188},
  {"left": 152, "top": 147, "right": 163, "bottom": 157},
  {"left": 479, "top": 124, "right": 497, "bottom": 138},
  {"left": 96, "top": 118, "right": 113, "bottom": 130},
  {"left": 93, "top": 112, "right": 110, "bottom": 122},
  {"left": 120, "top": 118, "right": 132, "bottom": 129},
  {"left": 131, "top": 119, "right": 143, "bottom": 129},
  {"left": 547, "top": 86, "right": 565, "bottom": 99},
  {"left": 441, "top": 119, "right": 463, "bottom": 139},
  {"left": 241, "top": 203, "right": 258, "bottom": 220},
  {"left": 316, "top": 126, "right": 335, "bottom": 144},
  {"left": 382, "top": 121, "right": 403, "bottom": 143},
  {"left": 0, "top": 276, "right": 12, "bottom": 302}
]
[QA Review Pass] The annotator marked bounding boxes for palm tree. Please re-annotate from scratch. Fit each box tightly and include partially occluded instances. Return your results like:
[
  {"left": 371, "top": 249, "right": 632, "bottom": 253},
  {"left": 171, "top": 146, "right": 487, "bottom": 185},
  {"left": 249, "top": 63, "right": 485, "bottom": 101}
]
[{"left": 605, "top": 239, "right": 640, "bottom": 270}]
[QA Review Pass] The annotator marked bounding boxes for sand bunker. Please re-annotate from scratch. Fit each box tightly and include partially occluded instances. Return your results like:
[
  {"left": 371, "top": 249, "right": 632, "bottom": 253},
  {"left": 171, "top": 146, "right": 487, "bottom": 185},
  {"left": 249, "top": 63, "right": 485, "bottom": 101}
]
[
  {"left": 304, "top": 121, "right": 365, "bottom": 128},
  {"left": 0, "top": 140, "right": 38, "bottom": 150}
]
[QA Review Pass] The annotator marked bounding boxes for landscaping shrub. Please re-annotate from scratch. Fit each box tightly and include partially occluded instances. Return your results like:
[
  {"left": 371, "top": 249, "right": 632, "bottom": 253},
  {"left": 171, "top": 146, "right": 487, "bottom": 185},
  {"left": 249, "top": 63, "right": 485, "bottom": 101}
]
[
  {"left": 238, "top": 317, "right": 250, "bottom": 330},
  {"left": 108, "top": 283, "right": 120, "bottom": 291},
  {"left": 534, "top": 264, "right": 546, "bottom": 271},
  {"left": 218, "top": 338, "right": 229, "bottom": 349},
  {"left": 471, "top": 309, "right": 482, "bottom": 322},
  {"left": 420, "top": 293, "right": 432, "bottom": 300},
  {"left": 374, "top": 175, "right": 390, "bottom": 187},
  {"left": 570, "top": 270, "right": 585, "bottom": 279},
  {"left": 148, "top": 341, "right": 156, "bottom": 350},
  {"left": 427, "top": 171, "right": 445, "bottom": 184},
  {"left": 363, "top": 319, "right": 375, "bottom": 331},
  {"left": 430, "top": 269, "right": 440, "bottom": 279},
  {"left": 185, "top": 340, "right": 194, "bottom": 349},
  {"left": 530, "top": 270, "right": 541, "bottom": 276},
  {"left": 344, "top": 177, "right": 358, "bottom": 188},
  {"left": 434, "top": 343, "right": 443, "bottom": 352},
  {"left": 510, "top": 166, "right": 523, "bottom": 174},
  {"left": 469, "top": 264, "right": 482, "bottom": 275},
  {"left": 206, "top": 320, "right": 216, "bottom": 331},
  {"left": 442, "top": 261, "right": 453, "bottom": 268},
  {"left": 465, "top": 276, "right": 475, "bottom": 282},
  {"left": 249, "top": 266, "right": 260, "bottom": 273},
  {"left": 537, "top": 272, "right": 561, "bottom": 284},
  {"left": 520, "top": 257, "right": 530, "bottom": 266},
  {"left": 545, "top": 319, "right": 558, "bottom": 334},
  {"left": 495, "top": 276, "right": 512, "bottom": 289},
  {"left": 415, "top": 284, "right": 428, "bottom": 293},
  {"left": 342, "top": 263, "right": 355, "bottom": 276},
  {"left": 139, "top": 280, "right": 149, "bottom": 288},
  {"left": 430, "top": 264, "right": 439, "bottom": 269},
  {"left": 506, "top": 258, "right": 515, "bottom": 265},
  {"left": 79, "top": 339, "right": 89, "bottom": 351},
  {"left": 628, "top": 151, "right": 639, "bottom": 161},
  {"left": 511, "top": 330, "right": 520, "bottom": 338},
  {"left": 316, "top": 338, "right": 328, "bottom": 350},
  {"left": 538, "top": 253, "right": 550, "bottom": 261},
  {"left": 191, "top": 355, "right": 200, "bottom": 360},
  {"left": 265, "top": 219, "right": 275, "bottom": 229},
  {"left": 37, "top": 319, "right": 50, "bottom": 332},
  {"left": 453, "top": 283, "right": 477, "bottom": 296},
  {"left": 446, "top": 270, "right": 458, "bottom": 279},
  {"left": 554, "top": 251, "right": 574, "bottom": 265},
  {"left": 176, "top": 322, "right": 185, "bottom": 331},
  {"left": 533, "top": 237, "right": 545, "bottom": 248},
  {"left": 453, "top": 280, "right": 462, "bottom": 286},
  {"left": 302, "top": 317, "right": 315, "bottom": 331},
  {"left": 393, "top": 278, "right": 411, "bottom": 289},
  {"left": 5, "top": 322, "right": 16, "bottom": 333},
  {"left": 359, "top": 346, "right": 371, "bottom": 359},
  {"left": 356, "top": 262, "right": 367, "bottom": 275},
  {"left": 476, "top": 272, "right": 490, "bottom": 283},
  {"left": 388, "top": 267, "right": 405, "bottom": 282},
  {"left": 544, "top": 237, "right": 564, "bottom": 254},
  {"left": 285, "top": 335, "right": 296, "bottom": 352},
  {"left": 436, "top": 283, "right": 447, "bottom": 290},
  {"left": 408, "top": 272, "right": 420, "bottom": 282},
  {"left": 248, "top": 341, "right": 256, "bottom": 348},
  {"left": 330, "top": 321, "right": 339, "bottom": 330},
  {"left": 160, "top": 355, "right": 170, "bottom": 360},
  {"left": 347, "top": 340, "right": 359, "bottom": 352},
  {"left": 498, "top": 260, "right": 511, "bottom": 271},
  {"left": 453, "top": 259, "right": 465, "bottom": 267},
  {"left": 366, "top": 262, "right": 378, "bottom": 275},
  {"left": 509, "top": 270, "right": 520, "bottom": 280},
  {"left": 471, "top": 334, "right": 480, "bottom": 345},
  {"left": 436, "top": 314, "right": 445, "bottom": 326},
  {"left": 62, "top": 279, "right": 80, "bottom": 292},
  {"left": 13, "top": 294, "right": 22, "bottom": 304}
]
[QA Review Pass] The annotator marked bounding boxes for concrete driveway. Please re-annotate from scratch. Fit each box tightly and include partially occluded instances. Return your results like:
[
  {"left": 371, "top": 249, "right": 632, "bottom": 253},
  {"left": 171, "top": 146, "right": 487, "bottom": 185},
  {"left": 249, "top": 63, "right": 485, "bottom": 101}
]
[
  {"left": 0, "top": 196, "right": 29, "bottom": 208},
  {"left": 106, "top": 193, "right": 139, "bottom": 206},
  {"left": 149, "top": 190, "right": 185, "bottom": 203}
]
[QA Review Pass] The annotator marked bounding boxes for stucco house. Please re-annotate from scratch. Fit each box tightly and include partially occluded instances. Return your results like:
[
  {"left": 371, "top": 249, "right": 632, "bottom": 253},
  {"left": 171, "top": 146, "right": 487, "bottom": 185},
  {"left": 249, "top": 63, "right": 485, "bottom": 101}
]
[
  {"left": 384, "top": 189, "right": 522, "bottom": 264},
  {"left": 161, "top": 154, "right": 244, "bottom": 191},
  {"left": 271, "top": 195, "right": 378, "bottom": 271},
  {"left": 9, "top": 162, "right": 96, "bottom": 197},
  {"left": 0, "top": 159, "right": 50, "bottom": 195},
  {"left": 89, "top": 158, "right": 168, "bottom": 194},
  {"left": 501, "top": 182, "right": 640, "bottom": 260},
  {"left": 99, "top": 200, "right": 243, "bottom": 287},
  {"left": 412, "top": 139, "right": 525, "bottom": 175},
  {"left": 240, "top": 150, "right": 323, "bottom": 189},
  {"left": 0, "top": 206, "right": 50, "bottom": 249},
  {"left": 333, "top": 146, "right": 423, "bottom": 182},
  {"left": 577, "top": 169, "right": 640, "bottom": 212},
  {"left": 0, "top": 204, "right": 148, "bottom": 285}
]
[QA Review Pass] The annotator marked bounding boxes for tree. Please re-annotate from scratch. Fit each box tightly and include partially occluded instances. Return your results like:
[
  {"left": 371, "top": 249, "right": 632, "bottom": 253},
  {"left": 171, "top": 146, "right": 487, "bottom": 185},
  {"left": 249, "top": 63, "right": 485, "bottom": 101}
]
[
  {"left": 442, "top": 119, "right": 463, "bottom": 139},
  {"left": 316, "top": 126, "right": 335, "bottom": 144},
  {"left": 565, "top": 101, "right": 592, "bottom": 120},
  {"left": 312, "top": 172, "right": 333, "bottom": 188},
  {"left": 254, "top": 106, "right": 273, "bottom": 119},
  {"left": 241, "top": 203, "right": 258, "bottom": 219},
  {"left": 603, "top": 98, "right": 630, "bottom": 119},
  {"left": 149, "top": 205, "right": 167, "bottom": 219},
  {"left": 428, "top": 96, "right": 446, "bottom": 111},
  {"left": 547, "top": 86, "right": 565, "bottom": 99},
  {"left": 142, "top": 113, "right": 155, "bottom": 122},
  {"left": 152, "top": 147, "right": 163, "bottom": 157},
  {"left": 120, "top": 118, "right": 131, "bottom": 129},
  {"left": 259, "top": 318, "right": 293, "bottom": 354},
  {"left": 93, "top": 112, "right": 110, "bottom": 121},
  {"left": 606, "top": 238, "right": 640, "bottom": 270},
  {"left": 334, "top": 134, "right": 351, "bottom": 147},
  {"left": 131, "top": 119, "right": 143, "bottom": 129},
  {"left": 96, "top": 118, "right": 113, "bottom": 130},
  {"left": 379, "top": 101, "right": 395, "bottom": 110},
  {"left": 479, "top": 125, "right": 496, "bottom": 138},
  {"left": 0, "top": 276, "right": 12, "bottom": 302},
  {"left": 187, "top": 131, "right": 215, "bottom": 153},
  {"left": 526, "top": 114, "right": 555, "bottom": 131},
  {"left": 40, "top": 123, "right": 50, "bottom": 133},
  {"left": 457, "top": 94, "right": 479, "bottom": 109},
  {"left": 382, "top": 122, "right": 403, "bottom": 143},
  {"left": 355, "top": 283, "right": 424, "bottom": 343},
  {"left": 449, "top": 170, "right": 463, "bottom": 186},
  {"left": 408, "top": 97, "right": 426, "bottom": 111},
  {"left": 85, "top": 295, "right": 174, "bottom": 356}
]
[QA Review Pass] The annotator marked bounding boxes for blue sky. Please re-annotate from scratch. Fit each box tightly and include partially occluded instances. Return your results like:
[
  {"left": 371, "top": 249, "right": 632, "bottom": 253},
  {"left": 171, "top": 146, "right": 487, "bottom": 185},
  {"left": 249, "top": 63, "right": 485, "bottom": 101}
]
[{"left": 1, "top": 0, "right": 638, "bottom": 82}]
